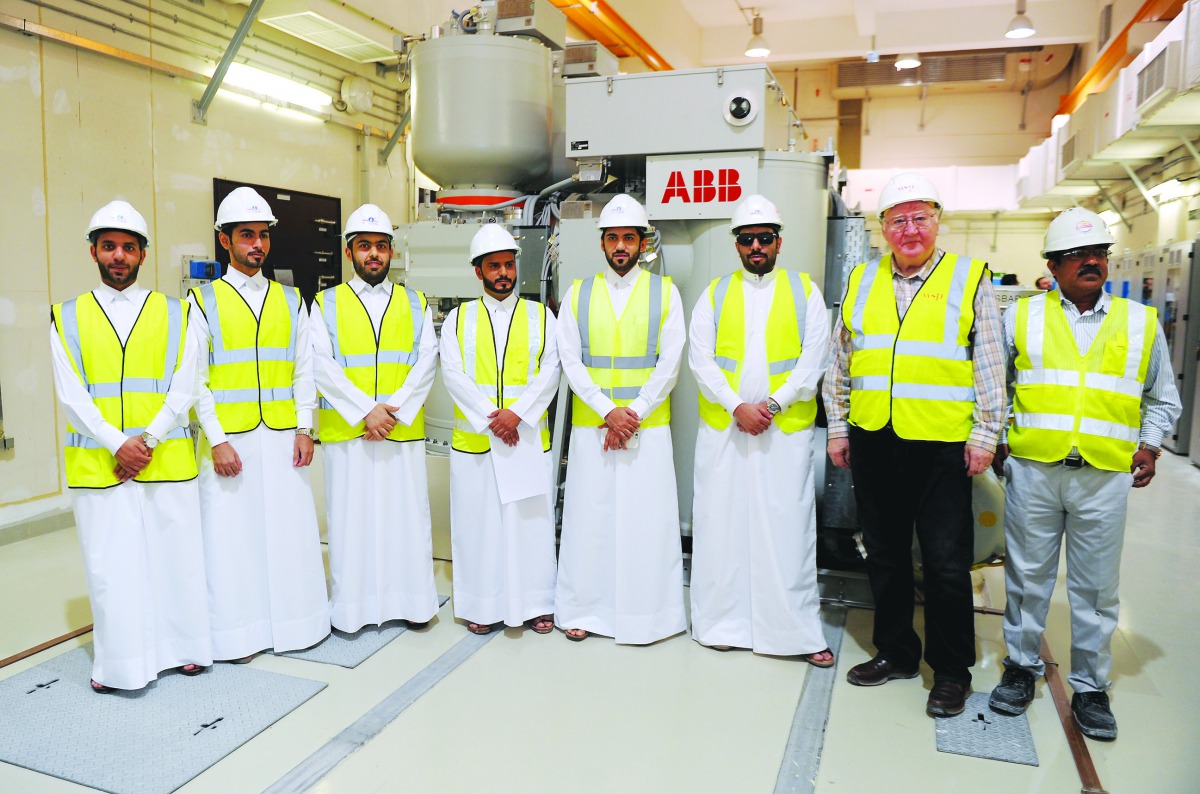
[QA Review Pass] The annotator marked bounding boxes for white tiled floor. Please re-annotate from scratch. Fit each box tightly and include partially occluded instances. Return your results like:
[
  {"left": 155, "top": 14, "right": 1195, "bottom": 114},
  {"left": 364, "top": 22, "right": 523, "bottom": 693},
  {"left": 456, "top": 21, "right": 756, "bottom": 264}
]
[{"left": 1, "top": 454, "right": 1198, "bottom": 793}]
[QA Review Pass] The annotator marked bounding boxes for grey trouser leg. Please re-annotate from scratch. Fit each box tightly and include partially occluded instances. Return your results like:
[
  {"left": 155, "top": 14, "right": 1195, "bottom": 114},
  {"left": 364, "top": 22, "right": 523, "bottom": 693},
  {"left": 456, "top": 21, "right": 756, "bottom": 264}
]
[{"left": 1002, "top": 456, "right": 1131, "bottom": 693}]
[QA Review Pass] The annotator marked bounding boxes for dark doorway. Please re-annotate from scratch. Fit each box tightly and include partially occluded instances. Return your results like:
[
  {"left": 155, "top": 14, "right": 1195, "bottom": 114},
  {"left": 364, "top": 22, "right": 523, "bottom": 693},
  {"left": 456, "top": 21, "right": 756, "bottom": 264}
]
[{"left": 213, "top": 179, "right": 343, "bottom": 304}]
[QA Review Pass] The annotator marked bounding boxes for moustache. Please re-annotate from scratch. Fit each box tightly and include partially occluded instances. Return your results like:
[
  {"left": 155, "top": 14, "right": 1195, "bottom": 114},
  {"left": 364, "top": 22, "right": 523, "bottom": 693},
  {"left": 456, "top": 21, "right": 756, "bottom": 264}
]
[{"left": 1078, "top": 265, "right": 1102, "bottom": 275}]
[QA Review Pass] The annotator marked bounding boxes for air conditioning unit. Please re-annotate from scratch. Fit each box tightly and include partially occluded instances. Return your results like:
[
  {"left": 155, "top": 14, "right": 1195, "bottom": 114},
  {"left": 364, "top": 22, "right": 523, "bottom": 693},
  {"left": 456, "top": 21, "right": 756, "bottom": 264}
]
[
  {"left": 1135, "top": 40, "right": 1183, "bottom": 118},
  {"left": 1185, "top": 0, "right": 1200, "bottom": 90},
  {"left": 1092, "top": 75, "right": 1129, "bottom": 154},
  {"left": 1057, "top": 99, "right": 1097, "bottom": 181}
]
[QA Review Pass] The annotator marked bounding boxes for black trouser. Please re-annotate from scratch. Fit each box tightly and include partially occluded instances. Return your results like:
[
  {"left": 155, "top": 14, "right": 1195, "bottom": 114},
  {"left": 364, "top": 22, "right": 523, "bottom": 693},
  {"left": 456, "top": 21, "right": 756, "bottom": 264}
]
[{"left": 849, "top": 425, "right": 976, "bottom": 684}]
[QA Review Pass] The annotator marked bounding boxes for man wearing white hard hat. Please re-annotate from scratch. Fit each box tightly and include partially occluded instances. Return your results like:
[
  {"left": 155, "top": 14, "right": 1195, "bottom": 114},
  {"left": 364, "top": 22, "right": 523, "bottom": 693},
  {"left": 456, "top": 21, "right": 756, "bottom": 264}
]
[
  {"left": 309, "top": 204, "right": 440, "bottom": 632},
  {"left": 822, "top": 173, "right": 1005, "bottom": 717},
  {"left": 986, "top": 208, "right": 1180, "bottom": 740},
  {"left": 687, "top": 195, "right": 833, "bottom": 662},
  {"left": 50, "top": 200, "right": 213, "bottom": 691},
  {"left": 554, "top": 193, "right": 688, "bottom": 643},
  {"left": 438, "top": 224, "right": 561, "bottom": 636},
  {"left": 188, "top": 186, "right": 330, "bottom": 660}
]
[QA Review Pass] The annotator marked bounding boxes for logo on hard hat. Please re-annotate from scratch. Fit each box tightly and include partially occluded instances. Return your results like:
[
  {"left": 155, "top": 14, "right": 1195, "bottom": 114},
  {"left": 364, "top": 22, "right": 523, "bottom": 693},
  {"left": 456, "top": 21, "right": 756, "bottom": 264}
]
[
  {"left": 366, "top": 217, "right": 376, "bottom": 223},
  {"left": 612, "top": 206, "right": 625, "bottom": 214},
  {"left": 115, "top": 214, "right": 126, "bottom": 222},
  {"left": 1076, "top": 220, "right": 1094, "bottom": 232}
]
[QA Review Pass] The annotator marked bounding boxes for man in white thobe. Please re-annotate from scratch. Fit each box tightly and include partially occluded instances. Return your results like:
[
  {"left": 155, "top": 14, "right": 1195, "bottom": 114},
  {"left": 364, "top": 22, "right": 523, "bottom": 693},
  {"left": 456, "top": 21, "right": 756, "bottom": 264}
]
[
  {"left": 50, "top": 200, "right": 212, "bottom": 691},
  {"left": 309, "top": 204, "right": 440, "bottom": 631},
  {"left": 555, "top": 194, "right": 688, "bottom": 644},
  {"left": 439, "top": 225, "right": 560, "bottom": 635},
  {"left": 688, "top": 195, "right": 832, "bottom": 662},
  {"left": 189, "top": 186, "right": 330, "bottom": 660}
]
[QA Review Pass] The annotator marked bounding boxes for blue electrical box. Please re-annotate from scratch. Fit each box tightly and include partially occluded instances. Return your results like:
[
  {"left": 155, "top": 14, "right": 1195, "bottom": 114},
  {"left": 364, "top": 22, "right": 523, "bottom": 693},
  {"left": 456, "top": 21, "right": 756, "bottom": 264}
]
[{"left": 189, "top": 260, "right": 220, "bottom": 279}]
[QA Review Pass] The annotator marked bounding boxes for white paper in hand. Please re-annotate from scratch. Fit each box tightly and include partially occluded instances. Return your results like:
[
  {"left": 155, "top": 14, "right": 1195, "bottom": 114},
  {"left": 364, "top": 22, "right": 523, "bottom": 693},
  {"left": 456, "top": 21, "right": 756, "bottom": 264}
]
[{"left": 490, "top": 423, "right": 550, "bottom": 504}]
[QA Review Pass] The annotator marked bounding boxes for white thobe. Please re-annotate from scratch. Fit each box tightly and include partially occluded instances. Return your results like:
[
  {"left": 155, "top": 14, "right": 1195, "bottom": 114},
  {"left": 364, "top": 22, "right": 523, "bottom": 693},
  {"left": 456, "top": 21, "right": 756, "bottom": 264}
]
[
  {"left": 439, "top": 294, "right": 561, "bottom": 627},
  {"left": 50, "top": 284, "right": 212, "bottom": 689},
  {"left": 687, "top": 269, "right": 831, "bottom": 655},
  {"left": 189, "top": 268, "right": 330, "bottom": 658},
  {"left": 309, "top": 276, "right": 440, "bottom": 631},
  {"left": 555, "top": 266, "right": 688, "bottom": 644}
]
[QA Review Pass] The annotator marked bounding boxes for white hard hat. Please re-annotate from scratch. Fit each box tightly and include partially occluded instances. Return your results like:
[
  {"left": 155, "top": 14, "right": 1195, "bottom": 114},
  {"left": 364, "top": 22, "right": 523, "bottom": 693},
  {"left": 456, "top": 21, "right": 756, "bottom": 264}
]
[
  {"left": 343, "top": 204, "right": 393, "bottom": 242},
  {"left": 470, "top": 223, "right": 518, "bottom": 262},
  {"left": 729, "top": 194, "right": 784, "bottom": 232},
  {"left": 85, "top": 200, "right": 151, "bottom": 247},
  {"left": 877, "top": 172, "right": 943, "bottom": 220},
  {"left": 1041, "top": 208, "right": 1115, "bottom": 258},
  {"left": 597, "top": 194, "right": 649, "bottom": 230},
  {"left": 214, "top": 186, "right": 278, "bottom": 231}
]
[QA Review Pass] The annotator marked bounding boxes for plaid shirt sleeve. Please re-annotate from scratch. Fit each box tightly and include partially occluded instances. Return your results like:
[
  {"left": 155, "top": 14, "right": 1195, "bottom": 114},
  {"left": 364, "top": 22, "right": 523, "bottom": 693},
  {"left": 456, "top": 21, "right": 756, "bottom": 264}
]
[{"left": 968, "top": 277, "right": 1006, "bottom": 452}]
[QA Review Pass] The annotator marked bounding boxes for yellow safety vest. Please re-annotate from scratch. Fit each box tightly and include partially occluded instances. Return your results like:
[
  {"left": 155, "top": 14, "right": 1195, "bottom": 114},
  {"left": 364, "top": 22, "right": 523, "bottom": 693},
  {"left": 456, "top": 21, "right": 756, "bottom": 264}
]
[
  {"left": 698, "top": 269, "right": 816, "bottom": 433},
  {"left": 1009, "top": 293, "right": 1154, "bottom": 471},
  {"left": 53, "top": 291, "right": 197, "bottom": 489},
  {"left": 314, "top": 283, "right": 427, "bottom": 443},
  {"left": 191, "top": 279, "right": 300, "bottom": 434},
  {"left": 451, "top": 298, "right": 552, "bottom": 453},
  {"left": 842, "top": 253, "right": 986, "bottom": 442},
  {"left": 571, "top": 269, "right": 672, "bottom": 428}
]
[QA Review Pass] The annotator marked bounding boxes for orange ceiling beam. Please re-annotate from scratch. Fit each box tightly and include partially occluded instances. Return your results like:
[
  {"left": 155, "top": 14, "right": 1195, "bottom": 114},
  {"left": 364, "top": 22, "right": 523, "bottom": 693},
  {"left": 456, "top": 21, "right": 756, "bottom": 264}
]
[
  {"left": 1057, "top": 0, "right": 1186, "bottom": 116},
  {"left": 547, "top": 0, "right": 673, "bottom": 71}
]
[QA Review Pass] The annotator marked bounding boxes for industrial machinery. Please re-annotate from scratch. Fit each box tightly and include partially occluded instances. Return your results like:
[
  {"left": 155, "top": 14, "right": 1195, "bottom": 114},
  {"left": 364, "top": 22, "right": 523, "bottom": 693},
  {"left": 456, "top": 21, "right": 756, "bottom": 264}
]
[{"left": 390, "top": 2, "right": 1005, "bottom": 595}]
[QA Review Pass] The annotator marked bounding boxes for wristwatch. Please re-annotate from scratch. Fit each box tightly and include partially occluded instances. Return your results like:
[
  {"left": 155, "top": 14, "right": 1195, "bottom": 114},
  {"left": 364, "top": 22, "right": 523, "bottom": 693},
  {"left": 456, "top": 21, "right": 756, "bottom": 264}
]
[
  {"left": 766, "top": 398, "right": 782, "bottom": 416},
  {"left": 140, "top": 431, "right": 159, "bottom": 449},
  {"left": 1138, "top": 442, "right": 1162, "bottom": 459},
  {"left": 296, "top": 427, "right": 316, "bottom": 438}
]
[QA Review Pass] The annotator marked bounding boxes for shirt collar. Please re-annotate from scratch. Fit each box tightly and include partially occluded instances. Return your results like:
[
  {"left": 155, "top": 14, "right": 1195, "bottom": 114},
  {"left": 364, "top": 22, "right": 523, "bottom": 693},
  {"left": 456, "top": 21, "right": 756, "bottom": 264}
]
[
  {"left": 891, "top": 248, "right": 943, "bottom": 281},
  {"left": 605, "top": 264, "right": 643, "bottom": 288},
  {"left": 224, "top": 267, "right": 268, "bottom": 291},
  {"left": 743, "top": 268, "right": 777, "bottom": 287},
  {"left": 350, "top": 275, "right": 392, "bottom": 296},
  {"left": 482, "top": 293, "right": 516, "bottom": 312},
  {"left": 94, "top": 282, "right": 147, "bottom": 303},
  {"left": 1062, "top": 289, "right": 1111, "bottom": 315}
]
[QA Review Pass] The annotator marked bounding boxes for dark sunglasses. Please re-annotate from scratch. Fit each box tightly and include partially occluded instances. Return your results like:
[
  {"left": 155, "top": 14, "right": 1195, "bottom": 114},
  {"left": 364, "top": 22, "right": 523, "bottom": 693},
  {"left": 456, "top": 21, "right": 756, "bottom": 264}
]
[{"left": 736, "top": 231, "right": 777, "bottom": 247}]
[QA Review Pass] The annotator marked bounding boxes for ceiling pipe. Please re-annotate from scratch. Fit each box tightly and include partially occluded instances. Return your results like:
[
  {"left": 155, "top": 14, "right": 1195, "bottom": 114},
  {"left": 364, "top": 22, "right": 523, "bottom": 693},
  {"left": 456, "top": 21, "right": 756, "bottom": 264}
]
[
  {"left": 546, "top": 0, "right": 672, "bottom": 71},
  {"left": 1057, "top": 0, "right": 1185, "bottom": 116}
]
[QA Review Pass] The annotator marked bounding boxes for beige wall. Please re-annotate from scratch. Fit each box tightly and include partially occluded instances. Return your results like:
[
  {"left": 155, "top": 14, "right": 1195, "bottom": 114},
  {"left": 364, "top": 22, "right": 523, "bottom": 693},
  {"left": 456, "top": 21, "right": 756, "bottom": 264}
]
[{"left": 0, "top": 0, "right": 408, "bottom": 524}]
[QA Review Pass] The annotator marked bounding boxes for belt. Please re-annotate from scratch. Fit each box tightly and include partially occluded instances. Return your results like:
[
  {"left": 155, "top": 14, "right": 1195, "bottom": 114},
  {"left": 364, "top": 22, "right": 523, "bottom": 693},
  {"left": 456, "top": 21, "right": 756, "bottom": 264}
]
[{"left": 1060, "top": 455, "right": 1086, "bottom": 469}]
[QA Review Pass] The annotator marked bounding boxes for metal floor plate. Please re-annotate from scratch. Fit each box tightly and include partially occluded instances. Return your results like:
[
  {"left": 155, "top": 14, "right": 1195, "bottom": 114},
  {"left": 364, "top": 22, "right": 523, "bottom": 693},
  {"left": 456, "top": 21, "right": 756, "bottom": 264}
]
[
  {"left": 934, "top": 692, "right": 1039, "bottom": 766},
  {"left": 278, "top": 595, "right": 450, "bottom": 668},
  {"left": 0, "top": 645, "right": 326, "bottom": 794}
]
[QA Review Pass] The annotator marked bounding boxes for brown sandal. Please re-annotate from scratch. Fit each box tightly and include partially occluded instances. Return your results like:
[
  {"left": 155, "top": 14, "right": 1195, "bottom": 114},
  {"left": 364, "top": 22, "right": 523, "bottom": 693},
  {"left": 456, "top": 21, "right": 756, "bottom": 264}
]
[
  {"left": 529, "top": 615, "right": 554, "bottom": 634},
  {"left": 467, "top": 622, "right": 493, "bottom": 635},
  {"left": 801, "top": 649, "right": 836, "bottom": 668}
]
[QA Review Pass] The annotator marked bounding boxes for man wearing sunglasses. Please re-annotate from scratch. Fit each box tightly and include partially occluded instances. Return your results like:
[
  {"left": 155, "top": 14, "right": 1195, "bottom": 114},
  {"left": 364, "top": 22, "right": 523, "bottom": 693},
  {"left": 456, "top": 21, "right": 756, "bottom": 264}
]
[
  {"left": 986, "top": 208, "right": 1180, "bottom": 740},
  {"left": 687, "top": 195, "right": 833, "bottom": 665},
  {"left": 824, "top": 172, "right": 1005, "bottom": 718}
]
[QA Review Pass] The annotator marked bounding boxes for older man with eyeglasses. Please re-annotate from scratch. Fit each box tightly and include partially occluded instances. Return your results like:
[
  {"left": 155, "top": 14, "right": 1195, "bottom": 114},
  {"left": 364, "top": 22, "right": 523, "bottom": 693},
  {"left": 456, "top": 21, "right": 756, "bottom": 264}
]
[
  {"left": 985, "top": 208, "right": 1180, "bottom": 740},
  {"left": 823, "top": 172, "right": 1005, "bottom": 718}
]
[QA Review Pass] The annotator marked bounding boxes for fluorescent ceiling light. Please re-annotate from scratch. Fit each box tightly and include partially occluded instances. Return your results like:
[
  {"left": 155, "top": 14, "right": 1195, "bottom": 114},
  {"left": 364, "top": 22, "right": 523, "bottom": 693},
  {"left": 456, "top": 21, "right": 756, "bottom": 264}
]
[
  {"left": 745, "top": 14, "right": 770, "bottom": 58},
  {"left": 219, "top": 63, "right": 332, "bottom": 112},
  {"left": 1006, "top": 0, "right": 1036, "bottom": 39},
  {"left": 894, "top": 53, "right": 921, "bottom": 70}
]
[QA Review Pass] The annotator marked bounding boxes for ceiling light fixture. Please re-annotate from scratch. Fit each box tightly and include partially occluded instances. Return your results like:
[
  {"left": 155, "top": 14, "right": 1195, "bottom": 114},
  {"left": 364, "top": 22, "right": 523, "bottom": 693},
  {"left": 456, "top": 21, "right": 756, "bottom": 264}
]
[
  {"left": 1005, "top": 0, "right": 1036, "bottom": 39},
  {"left": 745, "top": 12, "right": 770, "bottom": 58},
  {"left": 894, "top": 53, "right": 921, "bottom": 70}
]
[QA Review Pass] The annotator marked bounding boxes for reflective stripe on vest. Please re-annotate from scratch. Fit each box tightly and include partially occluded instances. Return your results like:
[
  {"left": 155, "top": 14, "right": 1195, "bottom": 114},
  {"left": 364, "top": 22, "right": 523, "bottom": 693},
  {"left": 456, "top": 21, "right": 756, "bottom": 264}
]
[
  {"left": 452, "top": 298, "right": 551, "bottom": 453},
  {"left": 54, "top": 292, "right": 197, "bottom": 488},
  {"left": 698, "top": 269, "right": 816, "bottom": 433},
  {"left": 195, "top": 279, "right": 299, "bottom": 433},
  {"left": 315, "top": 283, "right": 426, "bottom": 443},
  {"left": 1009, "top": 293, "right": 1153, "bottom": 471},
  {"left": 842, "top": 253, "right": 983, "bottom": 441},
  {"left": 572, "top": 270, "right": 672, "bottom": 427}
]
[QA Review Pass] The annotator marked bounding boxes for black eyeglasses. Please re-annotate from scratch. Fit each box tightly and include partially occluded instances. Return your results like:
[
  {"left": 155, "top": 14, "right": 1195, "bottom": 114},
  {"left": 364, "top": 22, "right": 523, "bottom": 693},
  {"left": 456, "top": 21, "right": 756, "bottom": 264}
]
[
  {"left": 736, "top": 231, "right": 777, "bottom": 247},
  {"left": 1059, "top": 245, "right": 1111, "bottom": 263}
]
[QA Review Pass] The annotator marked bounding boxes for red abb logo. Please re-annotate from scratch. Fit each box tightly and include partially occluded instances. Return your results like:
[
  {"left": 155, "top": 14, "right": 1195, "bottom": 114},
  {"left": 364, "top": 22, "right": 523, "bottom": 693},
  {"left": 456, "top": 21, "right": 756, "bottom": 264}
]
[{"left": 660, "top": 169, "right": 743, "bottom": 204}]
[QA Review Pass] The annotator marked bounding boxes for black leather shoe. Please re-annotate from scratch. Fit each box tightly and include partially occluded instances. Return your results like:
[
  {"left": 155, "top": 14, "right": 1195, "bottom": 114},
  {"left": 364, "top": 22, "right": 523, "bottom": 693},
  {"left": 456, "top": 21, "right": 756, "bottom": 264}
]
[
  {"left": 927, "top": 679, "right": 970, "bottom": 717},
  {"left": 989, "top": 666, "right": 1036, "bottom": 715},
  {"left": 846, "top": 655, "right": 919, "bottom": 687},
  {"left": 1072, "top": 691, "right": 1117, "bottom": 740}
]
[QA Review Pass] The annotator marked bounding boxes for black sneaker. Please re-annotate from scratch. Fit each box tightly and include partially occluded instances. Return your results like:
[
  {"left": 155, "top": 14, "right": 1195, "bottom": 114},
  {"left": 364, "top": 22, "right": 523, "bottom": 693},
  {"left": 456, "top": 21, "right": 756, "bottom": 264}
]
[
  {"left": 989, "top": 666, "right": 1036, "bottom": 715},
  {"left": 1072, "top": 691, "right": 1118, "bottom": 740}
]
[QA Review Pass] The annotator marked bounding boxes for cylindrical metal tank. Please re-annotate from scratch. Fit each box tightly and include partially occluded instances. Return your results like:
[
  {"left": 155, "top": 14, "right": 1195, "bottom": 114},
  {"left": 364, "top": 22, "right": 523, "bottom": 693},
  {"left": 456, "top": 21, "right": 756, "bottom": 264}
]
[{"left": 410, "top": 33, "right": 553, "bottom": 199}]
